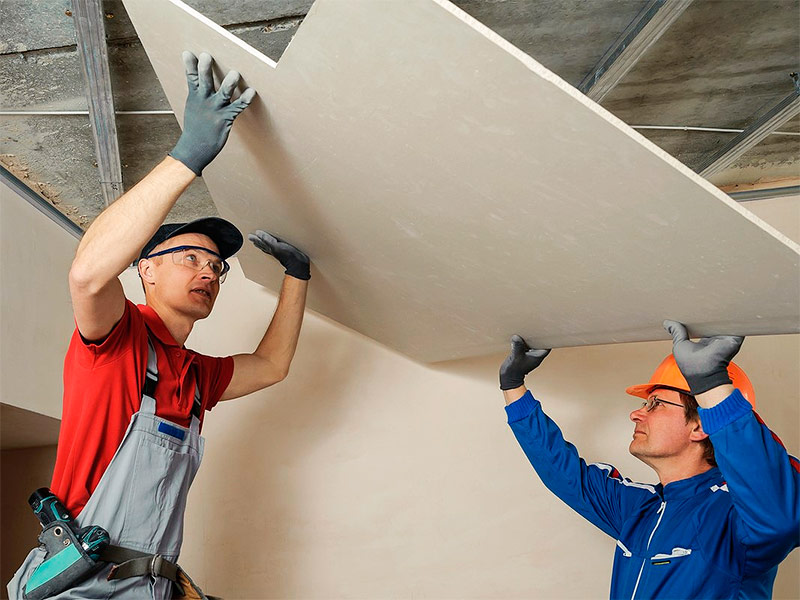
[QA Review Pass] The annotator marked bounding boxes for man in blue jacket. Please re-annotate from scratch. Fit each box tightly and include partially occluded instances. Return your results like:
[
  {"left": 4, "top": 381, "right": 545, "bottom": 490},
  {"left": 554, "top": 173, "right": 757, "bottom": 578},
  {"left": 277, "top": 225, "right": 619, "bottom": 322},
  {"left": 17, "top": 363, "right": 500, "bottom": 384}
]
[{"left": 500, "top": 320, "right": 799, "bottom": 599}]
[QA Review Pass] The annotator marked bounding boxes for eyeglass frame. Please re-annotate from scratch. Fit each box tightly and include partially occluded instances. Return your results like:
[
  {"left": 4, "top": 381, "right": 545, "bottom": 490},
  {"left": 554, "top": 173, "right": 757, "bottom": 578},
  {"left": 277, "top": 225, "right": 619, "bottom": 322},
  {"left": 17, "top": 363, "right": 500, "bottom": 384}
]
[
  {"left": 143, "top": 245, "right": 230, "bottom": 282},
  {"left": 641, "top": 395, "right": 685, "bottom": 412}
]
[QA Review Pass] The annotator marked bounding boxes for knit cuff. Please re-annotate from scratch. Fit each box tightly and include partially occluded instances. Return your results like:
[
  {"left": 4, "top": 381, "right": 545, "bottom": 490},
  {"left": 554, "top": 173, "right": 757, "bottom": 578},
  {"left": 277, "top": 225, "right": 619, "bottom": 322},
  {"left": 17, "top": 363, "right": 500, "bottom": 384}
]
[
  {"left": 698, "top": 388, "right": 752, "bottom": 436},
  {"left": 505, "top": 390, "right": 539, "bottom": 424}
]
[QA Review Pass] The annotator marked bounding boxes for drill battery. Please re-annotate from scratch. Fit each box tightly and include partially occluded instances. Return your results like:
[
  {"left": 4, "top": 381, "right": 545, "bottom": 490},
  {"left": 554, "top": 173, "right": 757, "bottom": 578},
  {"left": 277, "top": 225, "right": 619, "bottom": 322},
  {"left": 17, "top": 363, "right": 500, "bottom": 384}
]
[{"left": 23, "top": 488, "right": 110, "bottom": 600}]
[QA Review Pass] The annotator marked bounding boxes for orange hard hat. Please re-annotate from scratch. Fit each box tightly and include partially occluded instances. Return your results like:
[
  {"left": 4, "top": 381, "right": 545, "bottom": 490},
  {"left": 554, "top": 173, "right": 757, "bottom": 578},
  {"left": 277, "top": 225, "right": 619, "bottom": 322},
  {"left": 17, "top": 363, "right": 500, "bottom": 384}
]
[{"left": 626, "top": 354, "right": 755, "bottom": 407}]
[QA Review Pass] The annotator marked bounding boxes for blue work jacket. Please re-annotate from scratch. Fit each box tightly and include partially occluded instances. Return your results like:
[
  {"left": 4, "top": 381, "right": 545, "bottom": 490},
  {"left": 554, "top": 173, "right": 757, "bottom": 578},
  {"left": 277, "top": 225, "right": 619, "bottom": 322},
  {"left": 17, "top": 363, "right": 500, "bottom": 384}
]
[{"left": 506, "top": 389, "right": 799, "bottom": 599}]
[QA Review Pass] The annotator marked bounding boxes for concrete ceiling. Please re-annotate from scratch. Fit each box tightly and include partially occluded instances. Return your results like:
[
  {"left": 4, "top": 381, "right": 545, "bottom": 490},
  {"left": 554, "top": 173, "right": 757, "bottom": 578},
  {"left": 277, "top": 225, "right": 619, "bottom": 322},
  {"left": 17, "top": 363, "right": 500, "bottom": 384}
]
[{"left": 1, "top": 0, "right": 798, "bottom": 230}]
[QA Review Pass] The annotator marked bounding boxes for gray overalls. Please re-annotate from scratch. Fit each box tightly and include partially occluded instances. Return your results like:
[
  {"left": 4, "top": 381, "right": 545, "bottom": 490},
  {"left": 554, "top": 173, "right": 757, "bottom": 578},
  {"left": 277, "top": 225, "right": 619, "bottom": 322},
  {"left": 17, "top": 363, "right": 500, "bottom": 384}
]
[{"left": 9, "top": 336, "right": 205, "bottom": 599}]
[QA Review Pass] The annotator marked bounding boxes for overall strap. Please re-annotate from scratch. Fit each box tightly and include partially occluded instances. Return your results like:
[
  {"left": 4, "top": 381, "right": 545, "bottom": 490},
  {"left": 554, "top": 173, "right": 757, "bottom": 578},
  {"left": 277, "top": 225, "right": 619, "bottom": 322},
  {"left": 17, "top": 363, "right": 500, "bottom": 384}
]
[
  {"left": 189, "top": 374, "right": 202, "bottom": 434},
  {"left": 140, "top": 333, "right": 159, "bottom": 415},
  {"left": 191, "top": 367, "right": 202, "bottom": 420},
  {"left": 144, "top": 326, "right": 203, "bottom": 428},
  {"left": 143, "top": 334, "right": 159, "bottom": 398}
]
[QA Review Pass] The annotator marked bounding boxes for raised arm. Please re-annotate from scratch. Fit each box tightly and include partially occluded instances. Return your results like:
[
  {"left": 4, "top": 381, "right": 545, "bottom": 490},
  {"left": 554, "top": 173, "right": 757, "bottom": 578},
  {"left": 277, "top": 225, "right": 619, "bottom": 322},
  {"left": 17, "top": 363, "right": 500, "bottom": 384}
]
[
  {"left": 69, "top": 159, "right": 195, "bottom": 340},
  {"left": 221, "top": 232, "right": 310, "bottom": 400},
  {"left": 69, "top": 51, "right": 254, "bottom": 341},
  {"left": 500, "top": 336, "right": 649, "bottom": 537},
  {"left": 665, "top": 320, "right": 800, "bottom": 569}
]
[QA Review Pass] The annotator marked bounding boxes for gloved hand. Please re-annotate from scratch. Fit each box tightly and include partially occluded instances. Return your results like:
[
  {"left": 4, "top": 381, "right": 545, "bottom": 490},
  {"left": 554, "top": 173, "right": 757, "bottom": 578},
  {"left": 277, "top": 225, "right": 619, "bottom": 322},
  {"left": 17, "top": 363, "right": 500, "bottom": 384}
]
[
  {"left": 499, "top": 334, "right": 551, "bottom": 390},
  {"left": 663, "top": 320, "right": 744, "bottom": 395},
  {"left": 249, "top": 230, "right": 311, "bottom": 280},
  {"left": 169, "top": 51, "right": 256, "bottom": 176}
]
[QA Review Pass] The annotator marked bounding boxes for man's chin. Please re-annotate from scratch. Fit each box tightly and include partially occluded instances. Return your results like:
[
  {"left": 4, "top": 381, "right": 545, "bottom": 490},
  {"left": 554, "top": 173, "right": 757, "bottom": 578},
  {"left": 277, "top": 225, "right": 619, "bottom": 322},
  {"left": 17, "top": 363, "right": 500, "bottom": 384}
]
[
  {"left": 194, "top": 306, "right": 213, "bottom": 319},
  {"left": 184, "top": 301, "right": 214, "bottom": 320},
  {"left": 629, "top": 441, "right": 643, "bottom": 459}
]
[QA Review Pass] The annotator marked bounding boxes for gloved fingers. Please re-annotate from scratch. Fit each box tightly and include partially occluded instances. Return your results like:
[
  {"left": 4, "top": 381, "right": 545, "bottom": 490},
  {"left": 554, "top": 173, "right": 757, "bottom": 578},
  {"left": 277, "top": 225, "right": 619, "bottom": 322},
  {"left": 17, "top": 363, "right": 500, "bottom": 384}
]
[
  {"left": 237, "top": 87, "right": 256, "bottom": 106},
  {"left": 251, "top": 230, "right": 301, "bottom": 253},
  {"left": 218, "top": 70, "right": 241, "bottom": 102},
  {"left": 526, "top": 348, "right": 551, "bottom": 361},
  {"left": 182, "top": 51, "right": 199, "bottom": 92},
  {"left": 509, "top": 334, "right": 530, "bottom": 357},
  {"left": 248, "top": 231, "right": 278, "bottom": 255},
  {"left": 249, "top": 230, "right": 278, "bottom": 247},
  {"left": 708, "top": 335, "right": 744, "bottom": 359},
  {"left": 197, "top": 52, "right": 214, "bottom": 96},
  {"left": 663, "top": 319, "right": 689, "bottom": 345},
  {"left": 248, "top": 240, "right": 275, "bottom": 256},
  {"left": 228, "top": 87, "right": 256, "bottom": 115}
]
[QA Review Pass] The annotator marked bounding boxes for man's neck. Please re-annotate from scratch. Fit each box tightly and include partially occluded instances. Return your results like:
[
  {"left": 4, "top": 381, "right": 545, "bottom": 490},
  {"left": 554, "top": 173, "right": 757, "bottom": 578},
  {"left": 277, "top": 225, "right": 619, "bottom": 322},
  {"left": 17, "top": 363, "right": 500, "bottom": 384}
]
[
  {"left": 653, "top": 458, "right": 713, "bottom": 487},
  {"left": 146, "top": 299, "right": 195, "bottom": 346}
]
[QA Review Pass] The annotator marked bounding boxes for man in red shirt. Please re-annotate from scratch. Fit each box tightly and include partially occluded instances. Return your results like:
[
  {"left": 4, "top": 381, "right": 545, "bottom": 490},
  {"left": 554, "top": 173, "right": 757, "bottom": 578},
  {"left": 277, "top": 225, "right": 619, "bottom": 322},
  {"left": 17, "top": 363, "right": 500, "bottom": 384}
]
[{"left": 10, "top": 52, "right": 310, "bottom": 598}]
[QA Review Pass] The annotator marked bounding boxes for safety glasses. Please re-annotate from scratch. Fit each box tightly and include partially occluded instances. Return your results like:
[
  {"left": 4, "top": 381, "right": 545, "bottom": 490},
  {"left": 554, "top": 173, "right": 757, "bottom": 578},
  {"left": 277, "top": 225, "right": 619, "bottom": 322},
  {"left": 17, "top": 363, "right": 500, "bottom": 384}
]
[
  {"left": 641, "top": 396, "right": 684, "bottom": 412},
  {"left": 144, "top": 245, "right": 230, "bottom": 283}
]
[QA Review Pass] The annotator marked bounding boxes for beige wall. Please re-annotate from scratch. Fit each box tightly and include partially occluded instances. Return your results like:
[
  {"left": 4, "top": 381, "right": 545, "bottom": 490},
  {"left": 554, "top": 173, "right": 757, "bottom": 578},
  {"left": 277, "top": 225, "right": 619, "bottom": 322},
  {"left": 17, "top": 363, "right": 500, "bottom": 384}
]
[
  {"left": 165, "top": 276, "right": 799, "bottom": 599},
  {"left": 118, "top": 194, "right": 798, "bottom": 598},
  {"left": 2, "top": 188, "right": 797, "bottom": 598},
  {"left": 1, "top": 179, "right": 78, "bottom": 419},
  {"left": 1, "top": 446, "right": 58, "bottom": 598}
]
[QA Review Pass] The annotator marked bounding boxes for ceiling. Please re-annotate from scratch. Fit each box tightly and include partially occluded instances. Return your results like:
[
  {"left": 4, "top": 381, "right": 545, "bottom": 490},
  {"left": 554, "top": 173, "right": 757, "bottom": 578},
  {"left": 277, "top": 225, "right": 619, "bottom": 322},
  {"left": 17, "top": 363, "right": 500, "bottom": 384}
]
[{"left": 1, "top": 0, "right": 798, "bottom": 229}]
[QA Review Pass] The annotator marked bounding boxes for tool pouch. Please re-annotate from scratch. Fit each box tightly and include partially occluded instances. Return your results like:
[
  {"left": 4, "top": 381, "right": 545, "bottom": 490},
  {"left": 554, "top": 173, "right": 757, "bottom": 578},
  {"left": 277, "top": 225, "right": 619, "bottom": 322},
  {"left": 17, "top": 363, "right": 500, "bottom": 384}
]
[{"left": 23, "top": 522, "right": 109, "bottom": 599}]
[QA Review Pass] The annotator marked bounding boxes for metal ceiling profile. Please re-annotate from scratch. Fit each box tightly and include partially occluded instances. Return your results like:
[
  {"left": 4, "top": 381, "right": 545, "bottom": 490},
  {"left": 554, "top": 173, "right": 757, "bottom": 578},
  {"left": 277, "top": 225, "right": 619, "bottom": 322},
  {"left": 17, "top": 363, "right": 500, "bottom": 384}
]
[
  {"left": 698, "top": 73, "right": 800, "bottom": 178},
  {"left": 579, "top": 0, "right": 694, "bottom": 102},
  {"left": 1, "top": 165, "right": 84, "bottom": 239},
  {"left": 71, "top": 0, "right": 124, "bottom": 205},
  {"left": 728, "top": 185, "right": 800, "bottom": 203}
]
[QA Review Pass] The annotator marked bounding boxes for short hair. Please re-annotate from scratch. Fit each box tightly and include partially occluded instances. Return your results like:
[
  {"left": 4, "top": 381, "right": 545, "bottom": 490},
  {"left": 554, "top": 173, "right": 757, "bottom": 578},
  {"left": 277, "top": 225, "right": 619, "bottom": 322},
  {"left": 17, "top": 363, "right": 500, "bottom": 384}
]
[{"left": 678, "top": 391, "right": 716, "bottom": 467}]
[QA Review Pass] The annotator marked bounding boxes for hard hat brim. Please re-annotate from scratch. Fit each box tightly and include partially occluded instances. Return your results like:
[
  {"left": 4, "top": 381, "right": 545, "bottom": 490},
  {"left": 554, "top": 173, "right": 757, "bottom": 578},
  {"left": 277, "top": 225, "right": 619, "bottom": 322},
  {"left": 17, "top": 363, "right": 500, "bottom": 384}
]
[{"left": 625, "top": 382, "right": 689, "bottom": 400}]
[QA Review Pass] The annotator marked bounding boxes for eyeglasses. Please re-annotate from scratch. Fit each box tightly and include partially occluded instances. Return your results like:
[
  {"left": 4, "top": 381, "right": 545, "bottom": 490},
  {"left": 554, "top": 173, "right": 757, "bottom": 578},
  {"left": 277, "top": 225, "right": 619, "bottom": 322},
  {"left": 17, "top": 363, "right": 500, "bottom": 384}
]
[
  {"left": 145, "top": 245, "right": 230, "bottom": 283},
  {"left": 641, "top": 396, "right": 684, "bottom": 412}
]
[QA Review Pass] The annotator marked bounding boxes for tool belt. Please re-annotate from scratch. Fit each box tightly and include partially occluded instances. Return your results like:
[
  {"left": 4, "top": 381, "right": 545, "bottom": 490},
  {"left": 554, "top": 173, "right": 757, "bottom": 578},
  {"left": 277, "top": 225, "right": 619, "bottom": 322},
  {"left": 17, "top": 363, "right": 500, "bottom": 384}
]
[
  {"left": 21, "top": 489, "right": 216, "bottom": 600},
  {"left": 102, "top": 545, "right": 220, "bottom": 599}
]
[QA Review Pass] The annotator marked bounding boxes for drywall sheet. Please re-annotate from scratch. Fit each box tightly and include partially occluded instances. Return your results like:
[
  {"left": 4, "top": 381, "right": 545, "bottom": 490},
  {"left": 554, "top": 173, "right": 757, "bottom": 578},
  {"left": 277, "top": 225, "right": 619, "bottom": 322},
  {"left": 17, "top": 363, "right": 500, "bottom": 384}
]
[{"left": 123, "top": 0, "right": 800, "bottom": 362}]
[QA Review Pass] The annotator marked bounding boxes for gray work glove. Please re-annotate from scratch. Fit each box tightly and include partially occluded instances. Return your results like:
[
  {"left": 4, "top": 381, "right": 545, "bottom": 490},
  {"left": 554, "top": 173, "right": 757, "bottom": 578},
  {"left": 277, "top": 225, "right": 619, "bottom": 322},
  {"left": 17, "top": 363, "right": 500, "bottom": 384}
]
[
  {"left": 249, "top": 230, "right": 311, "bottom": 280},
  {"left": 664, "top": 320, "right": 744, "bottom": 395},
  {"left": 499, "top": 335, "right": 551, "bottom": 390},
  {"left": 169, "top": 51, "right": 256, "bottom": 176}
]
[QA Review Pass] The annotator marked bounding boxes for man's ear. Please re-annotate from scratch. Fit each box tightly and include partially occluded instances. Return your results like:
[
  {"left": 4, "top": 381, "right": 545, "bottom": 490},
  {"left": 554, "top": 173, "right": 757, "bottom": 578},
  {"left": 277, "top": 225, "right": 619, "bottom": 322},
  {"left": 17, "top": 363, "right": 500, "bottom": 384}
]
[
  {"left": 138, "top": 259, "right": 156, "bottom": 285},
  {"left": 689, "top": 419, "right": 709, "bottom": 442}
]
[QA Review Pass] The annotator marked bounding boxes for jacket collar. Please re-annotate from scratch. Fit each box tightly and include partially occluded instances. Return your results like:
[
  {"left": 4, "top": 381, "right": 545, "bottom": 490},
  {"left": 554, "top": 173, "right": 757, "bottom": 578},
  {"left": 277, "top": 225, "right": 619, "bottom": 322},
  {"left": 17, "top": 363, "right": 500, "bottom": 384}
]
[
  {"left": 659, "top": 467, "right": 724, "bottom": 500},
  {"left": 138, "top": 304, "right": 181, "bottom": 348}
]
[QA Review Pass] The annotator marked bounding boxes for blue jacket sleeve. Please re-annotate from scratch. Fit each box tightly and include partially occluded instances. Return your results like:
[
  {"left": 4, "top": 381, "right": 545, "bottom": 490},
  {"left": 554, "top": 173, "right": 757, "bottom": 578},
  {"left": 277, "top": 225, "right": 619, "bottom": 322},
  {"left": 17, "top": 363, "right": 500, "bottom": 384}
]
[
  {"left": 699, "top": 388, "right": 800, "bottom": 574},
  {"left": 506, "top": 391, "right": 654, "bottom": 539}
]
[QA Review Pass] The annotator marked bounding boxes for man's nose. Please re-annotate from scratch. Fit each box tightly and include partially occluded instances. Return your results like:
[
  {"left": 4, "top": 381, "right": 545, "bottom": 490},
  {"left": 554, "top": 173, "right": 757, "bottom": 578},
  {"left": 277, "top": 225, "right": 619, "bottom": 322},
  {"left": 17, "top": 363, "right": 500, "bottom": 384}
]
[
  {"left": 630, "top": 406, "right": 646, "bottom": 422},
  {"left": 198, "top": 261, "right": 218, "bottom": 280}
]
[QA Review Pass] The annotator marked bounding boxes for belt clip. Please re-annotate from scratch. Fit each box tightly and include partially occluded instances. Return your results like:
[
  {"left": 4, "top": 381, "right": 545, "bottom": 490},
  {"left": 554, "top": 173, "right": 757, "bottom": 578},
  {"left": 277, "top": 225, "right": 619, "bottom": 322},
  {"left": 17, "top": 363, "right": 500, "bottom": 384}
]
[{"left": 150, "top": 553, "right": 164, "bottom": 576}]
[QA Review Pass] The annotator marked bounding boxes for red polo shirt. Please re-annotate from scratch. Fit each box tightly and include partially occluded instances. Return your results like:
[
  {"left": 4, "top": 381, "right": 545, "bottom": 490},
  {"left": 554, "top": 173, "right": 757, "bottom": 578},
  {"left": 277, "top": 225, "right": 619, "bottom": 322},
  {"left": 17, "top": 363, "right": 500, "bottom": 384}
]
[{"left": 51, "top": 300, "right": 234, "bottom": 517}]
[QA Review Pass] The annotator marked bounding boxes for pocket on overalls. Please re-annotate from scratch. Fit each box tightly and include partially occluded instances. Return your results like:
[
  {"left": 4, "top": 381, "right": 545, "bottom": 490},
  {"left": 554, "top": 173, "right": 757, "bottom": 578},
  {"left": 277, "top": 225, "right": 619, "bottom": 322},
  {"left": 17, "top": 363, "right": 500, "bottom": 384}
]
[{"left": 118, "top": 432, "right": 197, "bottom": 558}]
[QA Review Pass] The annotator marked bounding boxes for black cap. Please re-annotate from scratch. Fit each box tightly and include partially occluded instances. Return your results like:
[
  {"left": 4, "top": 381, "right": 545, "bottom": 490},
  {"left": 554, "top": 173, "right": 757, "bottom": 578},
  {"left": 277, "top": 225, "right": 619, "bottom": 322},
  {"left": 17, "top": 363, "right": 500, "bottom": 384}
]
[{"left": 138, "top": 217, "right": 243, "bottom": 262}]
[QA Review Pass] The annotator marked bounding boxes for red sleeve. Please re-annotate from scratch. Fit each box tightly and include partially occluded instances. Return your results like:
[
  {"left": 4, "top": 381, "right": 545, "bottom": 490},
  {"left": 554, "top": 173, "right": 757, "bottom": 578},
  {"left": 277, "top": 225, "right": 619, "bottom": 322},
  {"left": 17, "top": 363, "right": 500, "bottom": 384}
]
[
  {"left": 72, "top": 300, "right": 146, "bottom": 367},
  {"left": 195, "top": 353, "right": 234, "bottom": 413}
]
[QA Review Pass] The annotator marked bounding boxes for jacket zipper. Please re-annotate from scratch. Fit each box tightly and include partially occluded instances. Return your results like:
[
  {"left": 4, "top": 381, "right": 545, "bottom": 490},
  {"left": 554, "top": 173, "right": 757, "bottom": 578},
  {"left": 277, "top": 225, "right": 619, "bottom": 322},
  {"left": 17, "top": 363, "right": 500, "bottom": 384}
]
[{"left": 630, "top": 500, "right": 666, "bottom": 600}]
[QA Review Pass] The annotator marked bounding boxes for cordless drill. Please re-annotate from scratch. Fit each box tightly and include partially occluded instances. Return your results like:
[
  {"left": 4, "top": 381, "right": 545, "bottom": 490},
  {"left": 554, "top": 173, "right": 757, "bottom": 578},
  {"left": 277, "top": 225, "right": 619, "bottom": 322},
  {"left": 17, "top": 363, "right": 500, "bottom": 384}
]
[{"left": 24, "top": 488, "right": 110, "bottom": 599}]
